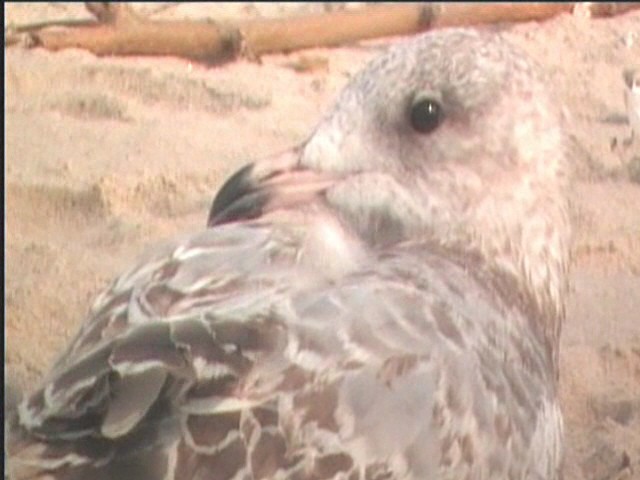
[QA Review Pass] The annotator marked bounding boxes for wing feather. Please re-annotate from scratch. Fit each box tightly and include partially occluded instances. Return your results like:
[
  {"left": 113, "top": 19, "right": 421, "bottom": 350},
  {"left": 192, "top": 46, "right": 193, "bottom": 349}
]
[{"left": 9, "top": 230, "right": 559, "bottom": 480}]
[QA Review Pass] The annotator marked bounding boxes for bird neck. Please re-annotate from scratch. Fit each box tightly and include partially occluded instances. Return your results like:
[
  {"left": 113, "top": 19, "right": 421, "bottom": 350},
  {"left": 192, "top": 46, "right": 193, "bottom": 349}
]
[{"left": 462, "top": 186, "right": 570, "bottom": 368}]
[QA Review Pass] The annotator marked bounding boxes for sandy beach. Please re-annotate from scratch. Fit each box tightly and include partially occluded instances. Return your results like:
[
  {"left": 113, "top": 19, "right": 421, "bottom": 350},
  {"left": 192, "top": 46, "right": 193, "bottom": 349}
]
[{"left": 5, "top": 3, "right": 640, "bottom": 479}]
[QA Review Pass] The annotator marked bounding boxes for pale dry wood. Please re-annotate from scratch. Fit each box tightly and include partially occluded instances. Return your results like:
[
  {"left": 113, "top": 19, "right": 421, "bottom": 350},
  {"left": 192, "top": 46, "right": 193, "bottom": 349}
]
[{"left": 5, "top": 2, "right": 640, "bottom": 64}]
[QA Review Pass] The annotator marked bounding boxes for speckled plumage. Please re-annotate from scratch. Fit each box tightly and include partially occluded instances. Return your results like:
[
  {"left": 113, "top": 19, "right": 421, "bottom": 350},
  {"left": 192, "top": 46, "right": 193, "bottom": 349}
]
[{"left": 7, "top": 28, "right": 570, "bottom": 480}]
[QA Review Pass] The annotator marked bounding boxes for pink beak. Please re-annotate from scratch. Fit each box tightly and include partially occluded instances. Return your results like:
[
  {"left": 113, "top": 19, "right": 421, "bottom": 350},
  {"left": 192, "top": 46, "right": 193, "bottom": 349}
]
[{"left": 207, "top": 147, "right": 337, "bottom": 227}]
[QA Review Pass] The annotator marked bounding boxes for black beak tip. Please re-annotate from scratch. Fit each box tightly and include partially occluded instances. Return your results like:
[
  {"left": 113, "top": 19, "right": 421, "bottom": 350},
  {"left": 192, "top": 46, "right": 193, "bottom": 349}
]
[{"left": 207, "top": 163, "right": 271, "bottom": 227}]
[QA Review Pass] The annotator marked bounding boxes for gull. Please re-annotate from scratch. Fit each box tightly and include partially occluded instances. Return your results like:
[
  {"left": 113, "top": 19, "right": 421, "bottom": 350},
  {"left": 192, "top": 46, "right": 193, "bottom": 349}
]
[{"left": 7, "top": 28, "right": 570, "bottom": 480}]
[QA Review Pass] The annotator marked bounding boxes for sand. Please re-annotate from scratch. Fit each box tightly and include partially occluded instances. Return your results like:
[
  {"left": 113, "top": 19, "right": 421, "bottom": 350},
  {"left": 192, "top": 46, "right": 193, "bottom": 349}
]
[{"left": 5, "top": 3, "right": 640, "bottom": 479}]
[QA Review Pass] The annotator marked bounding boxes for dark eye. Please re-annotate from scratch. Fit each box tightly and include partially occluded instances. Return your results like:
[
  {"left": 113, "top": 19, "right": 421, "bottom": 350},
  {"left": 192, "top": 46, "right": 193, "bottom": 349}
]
[{"left": 409, "top": 97, "right": 443, "bottom": 134}]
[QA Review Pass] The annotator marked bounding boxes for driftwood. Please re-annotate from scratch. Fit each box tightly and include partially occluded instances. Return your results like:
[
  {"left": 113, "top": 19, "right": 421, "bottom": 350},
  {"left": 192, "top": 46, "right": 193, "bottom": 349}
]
[{"left": 5, "top": 2, "right": 640, "bottom": 64}]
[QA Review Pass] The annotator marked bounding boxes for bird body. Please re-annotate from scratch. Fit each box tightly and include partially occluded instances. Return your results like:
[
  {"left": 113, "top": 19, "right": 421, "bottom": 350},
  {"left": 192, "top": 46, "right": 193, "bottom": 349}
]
[{"left": 7, "top": 28, "right": 570, "bottom": 480}]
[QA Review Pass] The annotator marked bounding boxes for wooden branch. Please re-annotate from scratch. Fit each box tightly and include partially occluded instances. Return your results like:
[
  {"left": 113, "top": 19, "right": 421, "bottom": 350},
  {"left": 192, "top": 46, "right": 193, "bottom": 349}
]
[{"left": 6, "top": 2, "right": 640, "bottom": 65}]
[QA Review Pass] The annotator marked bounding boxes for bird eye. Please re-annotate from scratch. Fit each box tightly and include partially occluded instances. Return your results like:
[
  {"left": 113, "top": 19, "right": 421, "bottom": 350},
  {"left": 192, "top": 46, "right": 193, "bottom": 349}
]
[{"left": 409, "top": 97, "right": 443, "bottom": 134}]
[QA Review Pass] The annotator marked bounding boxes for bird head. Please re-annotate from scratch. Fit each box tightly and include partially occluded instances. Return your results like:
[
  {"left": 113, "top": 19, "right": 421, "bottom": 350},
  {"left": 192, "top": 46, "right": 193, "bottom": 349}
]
[{"left": 209, "top": 29, "right": 571, "bottom": 326}]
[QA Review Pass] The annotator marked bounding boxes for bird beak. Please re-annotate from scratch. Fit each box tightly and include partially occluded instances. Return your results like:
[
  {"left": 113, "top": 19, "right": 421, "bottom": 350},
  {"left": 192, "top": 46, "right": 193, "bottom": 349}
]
[{"left": 207, "top": 147, "right": 337, "bottom": 227}]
